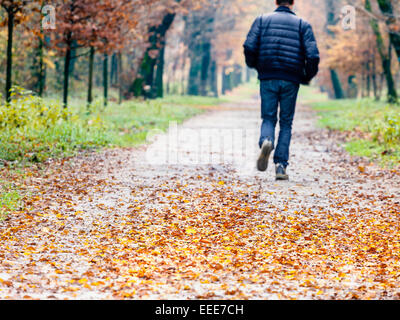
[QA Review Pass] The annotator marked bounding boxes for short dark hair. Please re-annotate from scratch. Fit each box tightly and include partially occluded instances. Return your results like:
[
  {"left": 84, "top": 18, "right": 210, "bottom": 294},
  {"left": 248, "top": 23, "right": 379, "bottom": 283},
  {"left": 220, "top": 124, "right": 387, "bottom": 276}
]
[{"left": 277, "top": 0, "right": 294, "bottom": 5}]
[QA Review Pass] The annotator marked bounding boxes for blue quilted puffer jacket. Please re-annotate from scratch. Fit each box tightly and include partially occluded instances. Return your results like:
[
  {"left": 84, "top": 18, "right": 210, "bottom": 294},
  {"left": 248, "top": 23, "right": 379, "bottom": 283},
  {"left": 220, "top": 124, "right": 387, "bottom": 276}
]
[{"left": 243, "top": 6, "right": 320, "bottom": 84}]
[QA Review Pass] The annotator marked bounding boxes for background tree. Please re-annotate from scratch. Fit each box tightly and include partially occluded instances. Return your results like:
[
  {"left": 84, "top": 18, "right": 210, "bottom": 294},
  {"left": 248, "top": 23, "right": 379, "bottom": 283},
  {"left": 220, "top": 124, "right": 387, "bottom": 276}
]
[
  {"left": 0, "top": 0, "right": 33, "bottom": 102},
  {"left": 325, "top": 0, "right": 346, "bottom": 99},
  {"left": 365, "top": 0, "right": 398, "bottom": 103},
  {"left": 132, "top": 0, "right": 186, "bottom": 99}
]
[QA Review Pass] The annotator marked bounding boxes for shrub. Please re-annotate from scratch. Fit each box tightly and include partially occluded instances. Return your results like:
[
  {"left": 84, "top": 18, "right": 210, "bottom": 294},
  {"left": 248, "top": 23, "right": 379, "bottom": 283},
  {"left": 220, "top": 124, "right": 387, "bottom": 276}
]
[
  {"left": 0, "top": 86, "right": 70, "bottom": 130},
  {"left": 0, "top": 87, "right": 107, "bottom": 164},
  {"left": 379, "top": 114, "right": 400, "bottom": 146}
]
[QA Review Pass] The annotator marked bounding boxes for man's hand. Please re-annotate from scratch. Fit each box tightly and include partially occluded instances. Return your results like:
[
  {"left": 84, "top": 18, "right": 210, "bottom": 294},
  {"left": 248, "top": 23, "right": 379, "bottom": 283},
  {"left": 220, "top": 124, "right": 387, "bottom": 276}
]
[{"left": 300, "top": 73, "right": 311, "bottom": 86}]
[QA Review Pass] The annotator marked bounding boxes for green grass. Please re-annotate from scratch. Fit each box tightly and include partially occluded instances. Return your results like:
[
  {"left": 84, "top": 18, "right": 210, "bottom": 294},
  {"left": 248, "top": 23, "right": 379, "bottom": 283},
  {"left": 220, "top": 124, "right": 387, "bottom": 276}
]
[
  {"left": 0, "top": 183, "right": 21, "bottom": 221},
  {"left": 298, "top": 85, "right": 329, "bottom": 105},
  {"left": 84, "top": 98, "right": 205, "bottom": 148},
  {"left": 159, "top": 95, "right": 226, "bottom": 106},
  {"left": 308, "top": 93, "right": 400, "bottom": 166},
  {"left": 310, "top": 98, "right": 389, "bottom": 131},
  {"left": 345, "top": 139, "right": 400, "bottom": 161}
]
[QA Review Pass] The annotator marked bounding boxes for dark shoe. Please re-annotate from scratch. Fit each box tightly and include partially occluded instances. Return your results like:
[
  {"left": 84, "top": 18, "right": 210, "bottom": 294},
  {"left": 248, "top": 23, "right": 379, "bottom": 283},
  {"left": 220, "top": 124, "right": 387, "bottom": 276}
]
[
  {"left": 275, "top": 164, "right": 289, "bottom": 181},
  {"left": 257, "top": 140, "right": 273, "bottom": 172}
]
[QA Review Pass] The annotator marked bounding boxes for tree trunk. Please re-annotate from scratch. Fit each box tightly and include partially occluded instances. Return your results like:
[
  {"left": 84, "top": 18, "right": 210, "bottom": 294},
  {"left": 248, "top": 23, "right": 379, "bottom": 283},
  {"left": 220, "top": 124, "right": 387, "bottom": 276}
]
[
  {"left": 382, "top": 55, "right": 397, "bottom": 103},
  {"left": 180, "top": 56, "right": 186, "bottom": 96},
  {"left": 222, "top": 67, "right": 233, "bottom": 94},
  {"left": 166, "top": 78, "right": 170, "bottom": 95},
  {"left": 366, "top": 0, "right": 398, "bottom": 103},
  {"left": 378, "top": 73, "right": 385, "bottom": 99},
  {"left": 361, "top": 70, "right": 366, "bottom": 98},
  {"left": 200, "top": 42, "right": 212, "bottom": 96},
  {"left": 67, "top": 40, "right": 78, "bottom": 81},
  {"left": 376, "top": 0, "right": 400, "bottom": 59},
  {"left": 118, "top": 52, "right": 123, "bottom": 104},
  {"left": 5, "top": 10, "right": 14, "bottom": 103},
  {"left": 187, "top": 41, "right": 202, "bottom": 95},
  {"left": 87, "top": 46, "right": 95, "bottom": 108},
  {"left": 55, "top": 59, "right": 62, "bottom": 89},
  {"left": 366, "top": 61, "right": 371, "bottom": 97},
  {"left": 169, "top": 58, "right": 179, "bottom": 95},
  {"left": 325, "top": 0, "right": 346, "bottom": 99},
  {"left": 38, "top": 35, "right": 46, "bottom": 97},
  {"left": 95, "top": 55, "right": 102, "bottom": 87},
  {"left": 63, "top": 33, "right": 72, "bottom": 108},
  {"left": 246, "top": 67, "right": 251, "bottom": 82},
  {"left": 103, "top": 54, "right": 109, "bottom": 107},
  {"left": 185, "top": 9, "right": 216, "bottom": 97},
  {"left": 110, "top": 53, "right": 118, "bottom": 86},
  {"left": 329, "top": 69, "right": 345, "bottom": 99},
  {"left": 233, "top": 65, "right": 243, "bottom": 88},
  {"left": 209, "top": 59, "right": 218, "bottom": 97},
  {"left": 347, "top": 75, "right": 358, "bottom": 99},
  {"left": 222, "top": 68, "right": 227, "bottom": 95},
  {"left": 38, "top": 3, "right": 46, "bottom": 97},
  {"left": 154, "top": 46, "right": 165, "bottom": 98},
  {"left": 133, "top": 12, "right": 176, "bottom": 98},
  {"left": 372, "top": 56, "right": 379, "bottom": 100}
]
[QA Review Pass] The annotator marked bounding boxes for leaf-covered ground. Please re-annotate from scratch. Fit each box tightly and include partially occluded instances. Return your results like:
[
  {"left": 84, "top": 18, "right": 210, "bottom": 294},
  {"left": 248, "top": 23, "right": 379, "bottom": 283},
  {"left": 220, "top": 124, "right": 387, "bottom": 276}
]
[{"left": 0, "top": 93, "right": 399, "bottom": 299}]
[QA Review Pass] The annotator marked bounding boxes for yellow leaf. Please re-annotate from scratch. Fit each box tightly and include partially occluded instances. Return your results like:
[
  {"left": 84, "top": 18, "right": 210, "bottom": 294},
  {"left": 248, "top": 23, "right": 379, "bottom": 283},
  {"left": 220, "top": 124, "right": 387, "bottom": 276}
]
[
  {"left": 186, "top": 228, "right": 197, "bottom": 235},
  {"left": 43, "top": 57, "right": 55, "bottom": 69}
]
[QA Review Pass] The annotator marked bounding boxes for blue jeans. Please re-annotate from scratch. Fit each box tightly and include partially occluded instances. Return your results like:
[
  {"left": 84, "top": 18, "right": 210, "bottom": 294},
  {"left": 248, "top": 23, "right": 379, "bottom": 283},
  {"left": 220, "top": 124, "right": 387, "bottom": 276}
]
[{"left": 259, "top": 80, "right": 300, "bottom": 168}]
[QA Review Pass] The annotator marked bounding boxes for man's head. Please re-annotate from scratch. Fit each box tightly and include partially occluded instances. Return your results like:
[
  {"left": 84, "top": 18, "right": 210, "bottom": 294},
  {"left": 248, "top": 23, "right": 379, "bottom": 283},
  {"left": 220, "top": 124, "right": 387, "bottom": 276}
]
[{"left": 276, "top": 0, "right": 294, "bottom": 9}]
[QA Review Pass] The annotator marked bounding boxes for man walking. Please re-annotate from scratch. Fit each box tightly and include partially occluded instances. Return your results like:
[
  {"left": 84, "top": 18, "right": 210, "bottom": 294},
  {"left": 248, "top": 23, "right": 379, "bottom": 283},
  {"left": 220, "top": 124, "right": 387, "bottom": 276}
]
[{"left": 244, "top": 0, "right": 320, "bottom": 180}]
